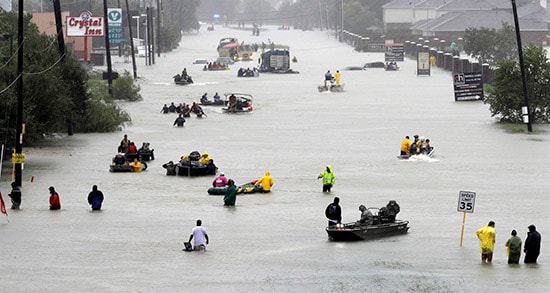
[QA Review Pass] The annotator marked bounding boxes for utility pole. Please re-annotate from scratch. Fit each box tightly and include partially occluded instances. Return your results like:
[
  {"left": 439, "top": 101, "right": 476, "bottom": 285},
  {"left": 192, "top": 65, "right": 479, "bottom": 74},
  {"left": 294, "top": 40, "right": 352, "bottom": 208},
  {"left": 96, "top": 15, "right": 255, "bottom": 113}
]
[
  {"left": 103, "top": 0, "right": 113, "bottom": 95},
  {"left": 14, "top": 0, "right": 24, "bottom": 187},
  {"left": 511, "top": 0, "right": 532, "bottom": 132},
  {"left": 125, "top": 0, "right": 137, "bottom": 78},
  {"left": 157, "top": 0, "right": 161, "bottom": 57}
]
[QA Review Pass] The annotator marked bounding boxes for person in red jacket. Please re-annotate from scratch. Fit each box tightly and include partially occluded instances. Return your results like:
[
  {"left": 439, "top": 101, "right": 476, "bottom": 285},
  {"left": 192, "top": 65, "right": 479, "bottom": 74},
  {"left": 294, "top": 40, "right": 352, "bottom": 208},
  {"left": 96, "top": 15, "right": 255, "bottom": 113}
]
[{"left": 49, "top": 186, "right": 61, "bottom": 210}]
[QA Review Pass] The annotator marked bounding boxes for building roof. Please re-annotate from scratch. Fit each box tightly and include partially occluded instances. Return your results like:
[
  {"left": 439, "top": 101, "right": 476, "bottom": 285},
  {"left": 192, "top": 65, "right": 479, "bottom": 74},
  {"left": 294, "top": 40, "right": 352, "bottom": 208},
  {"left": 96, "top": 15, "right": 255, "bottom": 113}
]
[{"left": 411, "top": 9, "right": 547, "bottom": 32}]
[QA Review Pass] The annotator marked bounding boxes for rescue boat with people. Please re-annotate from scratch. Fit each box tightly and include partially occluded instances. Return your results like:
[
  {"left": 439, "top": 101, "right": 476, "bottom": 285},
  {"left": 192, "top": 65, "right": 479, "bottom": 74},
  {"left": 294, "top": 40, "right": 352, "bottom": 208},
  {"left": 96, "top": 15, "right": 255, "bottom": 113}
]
[
  {"left": 221, "top": 93, "right": 253, "bottom": 113},
  {"left": 326, "top": 208, "right": 409, "bottom": 241},
  {"left": 207, "top": 181, "right": 261, "bottom": 195}
]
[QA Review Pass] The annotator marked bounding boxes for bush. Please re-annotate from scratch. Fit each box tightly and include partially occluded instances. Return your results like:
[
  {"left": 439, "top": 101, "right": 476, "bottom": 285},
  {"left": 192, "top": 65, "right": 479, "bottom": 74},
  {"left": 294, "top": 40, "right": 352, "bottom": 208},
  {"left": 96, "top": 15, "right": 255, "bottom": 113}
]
[{"left": 113, "top": 70, "right": 142, "bottom": 101}]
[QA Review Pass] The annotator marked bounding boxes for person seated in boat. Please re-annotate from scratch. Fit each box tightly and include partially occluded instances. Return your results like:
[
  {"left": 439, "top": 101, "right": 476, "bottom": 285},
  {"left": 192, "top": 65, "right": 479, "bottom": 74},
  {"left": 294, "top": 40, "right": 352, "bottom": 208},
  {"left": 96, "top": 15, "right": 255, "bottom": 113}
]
[
  {"left": 188, "top": 151, "right": 201, "bottom": 161},
  {"left": 162, "top": 161, "right": 177, "bottom": 175},
  {"left": 228, "top": 94, "right": 237, "bottom": 111},
  {"left": 213, "top": 92, "right": 221, "bottom": 101},
  {"left": 173, "top": 114, "right": 186, "bottom": 127},
  {"left": 378, "top": 206, "right": 390, "bottom": 223},
  {"left": 126, "top": 142, "right": 138, "bottom": 155},
  {"left": 386, "top": 200, "right": 400, "bottom": 223},
  {"left": 324, "top": 70, "right": 333, "bottom": 87},
  {"left": 138, "top": 142, "right": 154, "bottom": 160},
  {"left": 161, "top": 104, "right": 169, "bottom": 114},
  {"left": 421, "top": 138, "right": 432, "bottom": 155},
  {"left": 356, "top": 205, "right": 374, "bottom": 226},
  {"left": 130, "top": 157, "right": 142, "bottom": 172},
  {"left": 199, "top": 152, "right": 211, "bottom": 165},
  {"left": 238, "top": 68, "right": 245, "bottom": 76},
  {"left": 185, "top": 75, "right": 193, "bottom": 83},
  {"left": 112, "top": 153, "right": 127, "bottom": 165},
  {"left": 174, "top": 74, "right": 182, "bottom": 82},
  {"left": 410, "top": 135, "right": 420, "bottom": 155},
  {"left": 242, "top": 100, "right": 251, "bottom": 111},
  {"left": 201, "top": 93, "right": 210, "bottom": 104},
  {"left": 178, "top": 155, "right": 191, "bottom": 166},
  {"left": 213, "top": 172, "right": 228, "bottom": 187},
  {"left": 400, "top": 136, "right": 411, "bottom": 156},
  {"left": 168, "top": 102, "right": 177, "bottom": 113}
]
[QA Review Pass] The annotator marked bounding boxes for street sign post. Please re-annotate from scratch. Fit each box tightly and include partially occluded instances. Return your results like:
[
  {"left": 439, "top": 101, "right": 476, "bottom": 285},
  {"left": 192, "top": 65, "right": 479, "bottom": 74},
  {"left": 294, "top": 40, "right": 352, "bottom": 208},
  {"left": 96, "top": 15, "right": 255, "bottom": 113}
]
[{"left": 458, "top": 190, "right": 476, "bottom": 246}]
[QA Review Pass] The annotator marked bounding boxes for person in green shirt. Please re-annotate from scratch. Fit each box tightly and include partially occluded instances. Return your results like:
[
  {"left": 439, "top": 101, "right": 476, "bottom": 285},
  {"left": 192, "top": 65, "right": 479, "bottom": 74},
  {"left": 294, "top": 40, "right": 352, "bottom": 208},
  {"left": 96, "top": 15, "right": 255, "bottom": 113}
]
[{"left": 505, "top": 229, "right": 522, "bottom": 264}]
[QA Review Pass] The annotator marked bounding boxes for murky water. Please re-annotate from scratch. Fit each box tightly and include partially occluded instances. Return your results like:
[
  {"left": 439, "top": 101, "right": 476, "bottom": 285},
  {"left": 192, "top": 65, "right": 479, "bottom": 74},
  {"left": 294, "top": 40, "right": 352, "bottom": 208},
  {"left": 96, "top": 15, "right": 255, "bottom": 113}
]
[{"left": 1, "top": 25, "right": 549, "bottom": 292}]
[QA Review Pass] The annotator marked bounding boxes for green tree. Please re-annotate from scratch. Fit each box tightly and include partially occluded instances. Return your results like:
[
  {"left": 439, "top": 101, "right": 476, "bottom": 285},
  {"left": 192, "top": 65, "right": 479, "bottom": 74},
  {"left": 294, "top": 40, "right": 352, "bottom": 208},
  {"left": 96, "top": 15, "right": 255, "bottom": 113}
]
[
  {"left": 485, "top": 44, "right": 550, "bottom": 123},
  {"left": 0, "top": 11, "right": 131, "bottom": 144},
  {"left": 463, "top": 23, "right": 517, "bottom": 67}
]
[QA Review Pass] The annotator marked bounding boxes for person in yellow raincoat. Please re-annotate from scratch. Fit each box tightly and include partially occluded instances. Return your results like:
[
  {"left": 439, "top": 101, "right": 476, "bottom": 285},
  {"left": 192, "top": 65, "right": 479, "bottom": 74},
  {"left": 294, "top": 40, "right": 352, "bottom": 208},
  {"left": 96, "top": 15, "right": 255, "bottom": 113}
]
[
  {"left": 334, "top": 70, "right": 341, "bottom": 86},
  {"left": 400, "top": 136, "right": 411, "bottom": 156},
  {"left": 476, "top": 221, "right": 496, "bottom": 263},
  {"left": 318, "top": 165, "right": 335, "bottom": 192},
  {"left": 199, "top": 152, "right": 211, "bottom": 165},
  {"left": 255, "top": 170, "right": 273, "bottom": 193},
  {"left": 130, "top": 158, "right": 142, "bottom": 172}
]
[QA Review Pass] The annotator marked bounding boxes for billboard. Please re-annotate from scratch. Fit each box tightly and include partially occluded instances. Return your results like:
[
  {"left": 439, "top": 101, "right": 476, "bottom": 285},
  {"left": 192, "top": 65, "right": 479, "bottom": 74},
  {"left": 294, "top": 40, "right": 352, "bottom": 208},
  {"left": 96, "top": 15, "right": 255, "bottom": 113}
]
[
  {"left": 385, "top": 44, "right": 404, "bottom": 62},
  {"left": 66, "top": 10, "right": 104, "bottom": 37}
]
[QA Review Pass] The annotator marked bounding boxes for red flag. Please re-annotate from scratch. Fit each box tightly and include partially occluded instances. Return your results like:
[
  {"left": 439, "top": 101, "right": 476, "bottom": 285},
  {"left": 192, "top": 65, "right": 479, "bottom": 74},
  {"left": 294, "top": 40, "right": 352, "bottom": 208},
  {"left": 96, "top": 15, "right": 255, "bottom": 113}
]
[{"left": 0, "top": 192, "right": 7, "bottom": 216}]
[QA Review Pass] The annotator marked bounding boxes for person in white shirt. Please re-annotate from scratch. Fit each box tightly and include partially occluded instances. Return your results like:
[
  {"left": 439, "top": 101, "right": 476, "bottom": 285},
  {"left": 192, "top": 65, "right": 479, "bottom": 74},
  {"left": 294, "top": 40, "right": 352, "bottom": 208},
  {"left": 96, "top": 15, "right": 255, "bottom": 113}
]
[{"left": 188, "top": 219, "right": 209, "bottom": 251}]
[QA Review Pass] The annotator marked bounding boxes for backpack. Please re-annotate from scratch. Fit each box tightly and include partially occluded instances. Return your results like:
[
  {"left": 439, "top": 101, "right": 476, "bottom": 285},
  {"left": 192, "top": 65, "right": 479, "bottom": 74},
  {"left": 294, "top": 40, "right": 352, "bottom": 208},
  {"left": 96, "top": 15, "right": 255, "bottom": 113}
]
[{"left": 325, "top": 204, "right": 336, "bottom": 218}]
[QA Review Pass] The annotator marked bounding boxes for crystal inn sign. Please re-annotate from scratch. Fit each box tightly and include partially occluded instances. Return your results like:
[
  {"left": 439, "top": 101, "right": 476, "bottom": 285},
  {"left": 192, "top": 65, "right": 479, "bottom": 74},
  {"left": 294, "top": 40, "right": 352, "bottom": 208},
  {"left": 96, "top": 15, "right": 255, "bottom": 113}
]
[{"left": 66, "top": 10, "right": 104, "bottom": 36}]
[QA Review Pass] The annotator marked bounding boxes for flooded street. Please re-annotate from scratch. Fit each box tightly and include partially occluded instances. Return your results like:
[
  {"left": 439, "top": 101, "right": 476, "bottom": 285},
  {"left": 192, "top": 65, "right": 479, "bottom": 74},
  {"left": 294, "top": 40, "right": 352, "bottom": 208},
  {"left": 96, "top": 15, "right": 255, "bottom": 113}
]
[{"left": 1, "top": 25, "right": 550, "bottom": 292}]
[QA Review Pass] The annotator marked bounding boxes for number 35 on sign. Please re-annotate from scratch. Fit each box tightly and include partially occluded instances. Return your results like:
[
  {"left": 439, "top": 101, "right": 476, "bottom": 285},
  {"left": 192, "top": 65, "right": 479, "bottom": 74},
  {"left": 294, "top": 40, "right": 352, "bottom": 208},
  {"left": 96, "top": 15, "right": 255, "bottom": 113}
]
[{"left": 457, "top": 191, "right": 476, "bottom": 213}]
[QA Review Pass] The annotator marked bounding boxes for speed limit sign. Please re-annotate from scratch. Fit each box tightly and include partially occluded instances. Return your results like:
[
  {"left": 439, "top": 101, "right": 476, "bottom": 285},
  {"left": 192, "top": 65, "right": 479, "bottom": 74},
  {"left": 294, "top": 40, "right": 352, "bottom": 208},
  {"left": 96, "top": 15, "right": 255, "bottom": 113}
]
[{"left": 457, "top": 191, "right": 476, "bottom": 213}]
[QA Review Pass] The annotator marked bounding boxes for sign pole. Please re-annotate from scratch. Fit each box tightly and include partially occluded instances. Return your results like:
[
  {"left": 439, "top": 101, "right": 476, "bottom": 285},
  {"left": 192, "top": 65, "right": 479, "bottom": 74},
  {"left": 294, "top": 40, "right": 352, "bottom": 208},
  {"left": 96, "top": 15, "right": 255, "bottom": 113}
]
[
  {"left": 460, "top": 212, "right": 466, "bottom": 246},
  {"left": 457, "top": 190, "right": 476, "bottom": 247}
]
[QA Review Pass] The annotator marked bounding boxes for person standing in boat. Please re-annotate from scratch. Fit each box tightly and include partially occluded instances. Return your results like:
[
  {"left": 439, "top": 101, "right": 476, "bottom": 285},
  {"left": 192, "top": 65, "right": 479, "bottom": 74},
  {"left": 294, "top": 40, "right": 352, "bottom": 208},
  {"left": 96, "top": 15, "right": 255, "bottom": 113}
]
[
  {"left": 318, "top": 165, "right": 335, "bottom": 192},
  {"left": 324, "top": 70, "right": 333, "bottom": 87},
  {"left": 224, "top": 179, "right": 237, "bottom": 206},
  {"left": 400, "top": 136, "right": 411, "bottom": 156},
  {"left": 325, "top": 197, "right": 342, "bottom": 227},
  {"left": 476, "top": 221, "right": 496, "bottom": 264},
  {"left": 255, "top": 170, "right": 273, "bottom": 193},
  {"left": 48, "top": 186, "right": 61, "bottom": 210},
  {"left": 119, "top": 134, "right": 130, "bottom": 153},
  {"left": 357, "top": 205, "right": 373, "bottom": 226},
  {"left": 386, "top": 200, "right": 400, "bottom": 223},
  {"left": 334, "top": 70, "right": 341, "bottom": 86},
  {"left": 87, "top": 185, "right": 104, "bottom": 211}
]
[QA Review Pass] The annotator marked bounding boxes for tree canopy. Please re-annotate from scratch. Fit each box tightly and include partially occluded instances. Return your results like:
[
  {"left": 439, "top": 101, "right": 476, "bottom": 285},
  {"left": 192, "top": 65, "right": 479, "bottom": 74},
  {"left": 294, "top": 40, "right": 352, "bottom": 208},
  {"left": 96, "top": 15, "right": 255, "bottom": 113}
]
[
  {"left": 462, "top": 23, "right": 517, "bottom": 67},
  {"left": 485, "top": 44, "right": 550, "bottom": 124}
]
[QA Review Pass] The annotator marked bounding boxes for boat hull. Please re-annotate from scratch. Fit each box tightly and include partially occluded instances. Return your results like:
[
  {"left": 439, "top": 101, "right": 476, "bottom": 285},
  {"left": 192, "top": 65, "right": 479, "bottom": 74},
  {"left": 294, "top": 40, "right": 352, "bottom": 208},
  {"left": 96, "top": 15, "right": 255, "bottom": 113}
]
[{"left": 326, "top": 220, "right": 409, "bottom": 241}]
